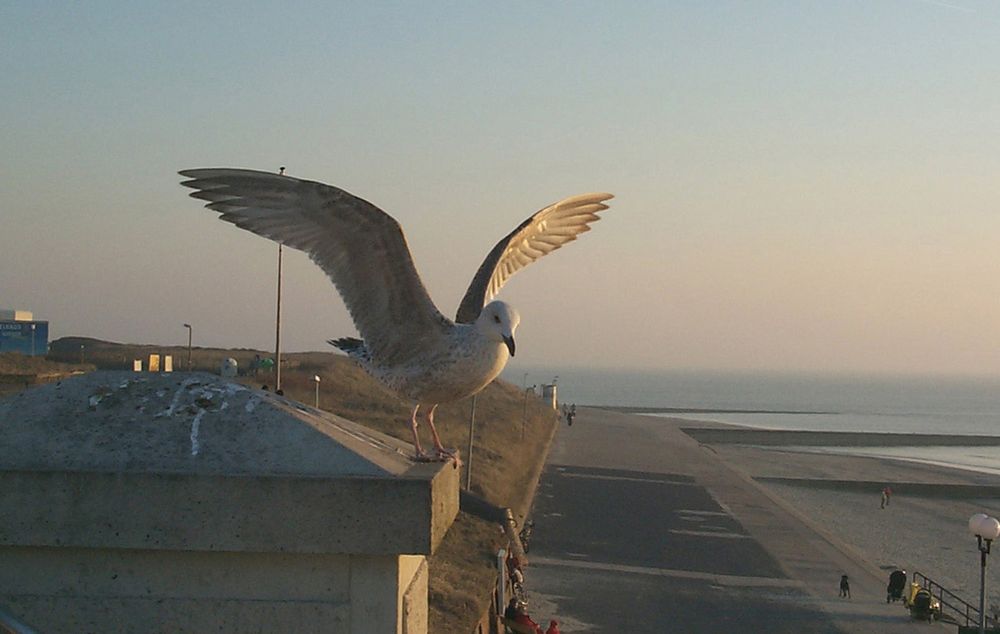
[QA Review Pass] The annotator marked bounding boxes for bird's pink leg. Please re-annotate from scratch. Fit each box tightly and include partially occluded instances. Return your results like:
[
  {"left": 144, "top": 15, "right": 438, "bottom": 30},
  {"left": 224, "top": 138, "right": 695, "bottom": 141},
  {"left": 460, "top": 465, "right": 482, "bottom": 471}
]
[
  {"left": 409, "top": 404, "right": 427, "bottom": 458},
  {"left": 426, "top": 404, "right": 445, "bottom": 452},
  {"left": 425, "top": 405, "right": 462, "bottom": 467}
]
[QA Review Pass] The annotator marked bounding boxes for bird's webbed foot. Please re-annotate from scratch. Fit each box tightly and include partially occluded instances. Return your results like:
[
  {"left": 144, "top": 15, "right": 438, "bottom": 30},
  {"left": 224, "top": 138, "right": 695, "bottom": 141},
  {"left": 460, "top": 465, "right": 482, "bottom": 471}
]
[
  {"left": 435, "top": 446, "right": 462, "bottom": 469},
  {"left": 413, "top": 446, "right": 462, "bottom": 469}
]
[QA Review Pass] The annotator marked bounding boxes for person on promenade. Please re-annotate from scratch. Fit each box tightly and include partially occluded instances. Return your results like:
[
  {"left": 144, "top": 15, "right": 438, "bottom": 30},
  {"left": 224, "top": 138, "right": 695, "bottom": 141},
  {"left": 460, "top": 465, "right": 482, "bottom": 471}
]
[
  {"left": 512, "top": 603, "right": 544, "bottom": 634},
  {"left": 880, "top": 487, "right": 888, "bottom": 509},
  {"left": 545, "top": 619, "right": 560, "bottom": 634},
  {"left": 839, "top": 574, "right": 850, "bottom": 598},
  {"left": 887, "top": 569, "right": 907, "bottom": 602}
]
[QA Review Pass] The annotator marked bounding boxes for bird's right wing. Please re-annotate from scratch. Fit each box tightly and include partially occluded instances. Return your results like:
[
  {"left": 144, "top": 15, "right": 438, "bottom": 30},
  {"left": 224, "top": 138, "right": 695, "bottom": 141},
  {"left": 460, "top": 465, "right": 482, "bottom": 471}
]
[
  {"left": 455, "top": 192, "right": 614, "bottom": 323},
  {"left": 179, "top": 168, "right": 451, "bottom": 364}
]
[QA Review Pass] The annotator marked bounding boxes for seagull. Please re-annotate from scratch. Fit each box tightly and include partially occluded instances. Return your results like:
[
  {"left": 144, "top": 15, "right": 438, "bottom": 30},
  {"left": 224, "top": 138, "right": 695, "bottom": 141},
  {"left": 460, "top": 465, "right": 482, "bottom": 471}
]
[{"left": 179, "top": 168, "right": 613, "bottom": 462}]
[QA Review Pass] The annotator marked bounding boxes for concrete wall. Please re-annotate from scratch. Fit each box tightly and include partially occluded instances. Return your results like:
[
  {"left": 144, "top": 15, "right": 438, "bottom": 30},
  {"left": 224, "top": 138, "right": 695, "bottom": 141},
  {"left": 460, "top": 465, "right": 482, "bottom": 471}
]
[
  {"left": 0, "top": 373, "right": 461, "bottom": 633},
  {"left": 0, "top": 464, "right": 458, "bottom": 633},
  {"left": 398, "top": 555, "right": 428, "bottom": 634},
  {"left": 0, "top": 467, "right": 457, "bottom": 556},
  {"left": 0, "top": 546, "right": 426, "bottom": 633}
]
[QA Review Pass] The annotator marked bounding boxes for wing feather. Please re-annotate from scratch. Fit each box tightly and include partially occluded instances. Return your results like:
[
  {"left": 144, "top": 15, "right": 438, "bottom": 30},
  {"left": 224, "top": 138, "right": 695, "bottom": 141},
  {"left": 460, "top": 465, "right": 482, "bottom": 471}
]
[
  {"left": 179, "top": 168, "right": 450, "bottom": 364},
  {"left": 455, "top": 192, "right": 613, "bottom": 323}
]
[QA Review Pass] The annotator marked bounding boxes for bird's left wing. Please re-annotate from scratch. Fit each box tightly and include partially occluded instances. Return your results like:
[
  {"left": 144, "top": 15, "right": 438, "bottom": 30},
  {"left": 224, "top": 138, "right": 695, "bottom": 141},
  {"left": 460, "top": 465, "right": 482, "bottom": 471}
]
[
  {"left": 454, "top": 192, "right": 614, "bottom": 323},
  {"left": 179, "top": 168, "right": 450, "bottom": 365}
]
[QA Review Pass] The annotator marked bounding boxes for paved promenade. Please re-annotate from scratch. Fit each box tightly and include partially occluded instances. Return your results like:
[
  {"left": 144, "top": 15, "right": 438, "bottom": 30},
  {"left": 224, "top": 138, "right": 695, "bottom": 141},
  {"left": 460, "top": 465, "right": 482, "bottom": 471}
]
[{"left": 524, "top": 408, "right": 948, "bottom": 633}]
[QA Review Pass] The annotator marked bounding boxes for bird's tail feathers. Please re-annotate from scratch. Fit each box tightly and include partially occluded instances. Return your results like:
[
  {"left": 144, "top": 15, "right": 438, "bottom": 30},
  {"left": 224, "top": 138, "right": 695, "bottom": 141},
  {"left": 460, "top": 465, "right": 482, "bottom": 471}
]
[{"left": 328, "top": 337, "right": 366, "bottom": 357}]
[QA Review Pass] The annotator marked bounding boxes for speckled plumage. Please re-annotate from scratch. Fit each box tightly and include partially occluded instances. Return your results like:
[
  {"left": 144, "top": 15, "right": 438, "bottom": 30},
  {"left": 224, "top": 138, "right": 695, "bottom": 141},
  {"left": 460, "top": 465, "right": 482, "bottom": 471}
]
[
  {"left": 180, "top": 168, "right": 612, "bottom": 459},
  {"left": 335, "top": 316, "right": 512, "bottom": 404}
]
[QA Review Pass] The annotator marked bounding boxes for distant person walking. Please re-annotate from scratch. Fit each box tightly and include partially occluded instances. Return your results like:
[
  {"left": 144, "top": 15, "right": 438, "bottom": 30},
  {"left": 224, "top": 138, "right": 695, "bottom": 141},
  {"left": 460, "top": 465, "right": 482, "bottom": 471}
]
[
  {"left": 881, "top": 486, "right": 892, "bottom": 509},
  {"left": 887, "top": 569, "right": 907, "bottom": 602},
  {"left": 565, "top": 403, "right": 576, "bottom": 426},
  {"left": 839, "top": 574, "right": 851, "bottom": 598}
]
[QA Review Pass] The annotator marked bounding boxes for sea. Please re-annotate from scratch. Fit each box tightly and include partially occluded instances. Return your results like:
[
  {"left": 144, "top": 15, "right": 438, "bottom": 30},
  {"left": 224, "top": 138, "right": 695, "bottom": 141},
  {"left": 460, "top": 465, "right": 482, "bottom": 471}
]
[{"left": 503, "top": 367, "right": 1000, "bottom": 476}]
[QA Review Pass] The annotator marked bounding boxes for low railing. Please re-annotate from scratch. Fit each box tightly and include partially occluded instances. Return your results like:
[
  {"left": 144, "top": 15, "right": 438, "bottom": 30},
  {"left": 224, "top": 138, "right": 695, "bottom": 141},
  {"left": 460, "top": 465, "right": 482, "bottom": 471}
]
[{"left": 913, "top": 570, "right": 993, "bottom": 628}]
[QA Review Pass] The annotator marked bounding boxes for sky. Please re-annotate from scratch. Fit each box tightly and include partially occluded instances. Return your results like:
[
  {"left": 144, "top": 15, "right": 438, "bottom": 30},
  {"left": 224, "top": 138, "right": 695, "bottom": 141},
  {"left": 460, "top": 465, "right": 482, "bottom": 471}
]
[{"left": 2, "top": 1, "right": 999, "bottom": 377}]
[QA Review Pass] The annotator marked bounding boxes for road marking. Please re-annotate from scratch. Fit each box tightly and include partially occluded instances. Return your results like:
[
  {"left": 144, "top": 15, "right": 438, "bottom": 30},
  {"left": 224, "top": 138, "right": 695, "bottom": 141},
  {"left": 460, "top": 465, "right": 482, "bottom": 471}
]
[
  {"left": 529, "top": 556, "right": 803, "bottom": 588},
  {"left": 677, "top": 509, "right": 729, "bottom": 517},
  {"left": 559, "top": 472, "right": 693, "bottom": 485},
  {"left": 668, "top": 529, "right": 752, "bottom": 539}
]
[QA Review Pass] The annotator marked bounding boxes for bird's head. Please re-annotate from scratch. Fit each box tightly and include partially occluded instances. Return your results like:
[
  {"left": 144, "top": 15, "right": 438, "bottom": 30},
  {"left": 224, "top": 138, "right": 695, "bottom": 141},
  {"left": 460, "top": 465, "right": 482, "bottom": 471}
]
[{"left": 478, "top": 300, "right": 520, "bottom": 356}]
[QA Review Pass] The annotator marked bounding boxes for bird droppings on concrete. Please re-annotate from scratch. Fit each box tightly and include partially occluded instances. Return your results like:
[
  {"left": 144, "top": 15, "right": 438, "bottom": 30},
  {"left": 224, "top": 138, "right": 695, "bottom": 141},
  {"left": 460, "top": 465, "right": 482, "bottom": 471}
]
[
  {"left": 190, "top": 408, "right": 206, "bottom": 456},
  {"left": 1, "top": 370, "right": 419, "bottom": 477}
]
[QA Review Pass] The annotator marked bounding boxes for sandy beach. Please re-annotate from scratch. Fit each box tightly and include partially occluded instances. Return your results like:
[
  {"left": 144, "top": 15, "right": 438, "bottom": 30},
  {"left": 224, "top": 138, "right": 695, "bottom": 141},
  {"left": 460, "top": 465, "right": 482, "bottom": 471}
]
[
  {"left": 526, "top": 407, "right": 1000, "bottom": 632},
  {"left": 633, "top": 414, "right": 1000, "bottom": 610},
  {"left": 714, "top": 440, "right": 1000, "bottom": 614}
]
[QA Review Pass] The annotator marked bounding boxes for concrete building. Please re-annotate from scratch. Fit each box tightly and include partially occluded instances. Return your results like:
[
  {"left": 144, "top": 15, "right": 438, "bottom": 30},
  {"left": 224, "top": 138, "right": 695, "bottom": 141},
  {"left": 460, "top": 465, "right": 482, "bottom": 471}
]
[
  {"left": 0, "top": 309, "right": 48, "bottom": 357},
  {"left": 0, "top": 371, "right": 459, "bottom": 633}
]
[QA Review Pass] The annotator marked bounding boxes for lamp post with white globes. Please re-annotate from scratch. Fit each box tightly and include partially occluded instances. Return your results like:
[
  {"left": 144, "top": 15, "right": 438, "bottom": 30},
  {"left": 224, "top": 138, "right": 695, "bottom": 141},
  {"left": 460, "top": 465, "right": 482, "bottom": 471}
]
[
  {"left": 969, "top": 513, "right": 1000, "bottom": 634},
  {"left": 313, "top": 375, "right": 321, "bottom": 408}
]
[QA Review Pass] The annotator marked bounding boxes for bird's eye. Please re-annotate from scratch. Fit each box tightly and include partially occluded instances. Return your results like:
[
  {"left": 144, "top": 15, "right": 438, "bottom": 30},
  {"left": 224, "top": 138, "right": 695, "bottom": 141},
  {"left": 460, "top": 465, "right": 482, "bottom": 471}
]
[{"left": 494, "top": 315, "right": 501, "bottom": 323}]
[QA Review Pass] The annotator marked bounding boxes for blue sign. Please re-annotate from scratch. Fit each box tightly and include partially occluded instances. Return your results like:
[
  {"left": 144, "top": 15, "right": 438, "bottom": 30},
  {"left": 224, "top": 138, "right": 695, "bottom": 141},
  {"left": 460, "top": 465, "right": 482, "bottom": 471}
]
[{"left": 0, "top": 321, "right": 48, "bottom": 356}]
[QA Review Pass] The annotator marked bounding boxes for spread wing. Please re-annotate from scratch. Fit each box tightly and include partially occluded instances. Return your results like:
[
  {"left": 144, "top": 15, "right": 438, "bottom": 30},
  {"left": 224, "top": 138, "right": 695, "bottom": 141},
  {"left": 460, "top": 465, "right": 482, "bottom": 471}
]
[
  {"left": 179, "top": 168, "right": 450, "bottom": 364},
  {"left": 455, "top": 192, "right": 614, "bottom": 323}
]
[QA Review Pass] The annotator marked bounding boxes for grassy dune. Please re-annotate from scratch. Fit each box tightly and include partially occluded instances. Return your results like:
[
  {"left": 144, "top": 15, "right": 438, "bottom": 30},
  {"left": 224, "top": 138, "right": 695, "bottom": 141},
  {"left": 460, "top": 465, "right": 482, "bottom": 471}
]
[{"left": 0, "top": 351, "right": 94, "bottom": 396}]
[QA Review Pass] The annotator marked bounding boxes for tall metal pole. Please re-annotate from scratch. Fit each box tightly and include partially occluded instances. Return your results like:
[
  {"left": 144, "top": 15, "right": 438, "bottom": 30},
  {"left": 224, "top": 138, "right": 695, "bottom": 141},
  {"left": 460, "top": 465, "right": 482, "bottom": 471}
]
[
  {"left": 980, "top": 536, "right": 989, "bottom": 634},
  {"left": 522, "top": 387, "right": 529, "bottom": 440},
  {"left": 274, "top": 166, "right": 286, "bottom": 392},
  {"left": 465, "top": 395, "right": 477, "bottom": 490},
  {"left": 521, "top": 373, "right": 529, "bottom": 440},
  {"left": 275, "top": 243, "right": 283, "bottom": 391},
  {"left": 183, "top": 323, "right": 192, "bottom": 370}
]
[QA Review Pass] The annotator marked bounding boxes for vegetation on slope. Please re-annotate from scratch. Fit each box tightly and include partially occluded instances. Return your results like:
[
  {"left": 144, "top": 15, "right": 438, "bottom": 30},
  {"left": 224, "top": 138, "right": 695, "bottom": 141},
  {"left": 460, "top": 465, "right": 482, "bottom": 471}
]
[{"left": 0, "top": 352, "right": 94, "bottom": 396}]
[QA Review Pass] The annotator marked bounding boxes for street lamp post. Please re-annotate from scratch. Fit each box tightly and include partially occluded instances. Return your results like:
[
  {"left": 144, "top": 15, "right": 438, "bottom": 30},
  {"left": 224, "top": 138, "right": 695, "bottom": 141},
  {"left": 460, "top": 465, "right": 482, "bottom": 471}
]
[
  {"left": 969, "top": 513, "right": 1000, "bottom": 634},
  {"left": 313, "top": 375, "right": 321, "bottom": 408},
  {"left": 466, "top": 395, "right": 477, "bottom": 490},
  {"left": 522, "top": 385, "right": 534, "bottom": 441},
  {"left": 274, "top": 166, "right": 286, "bottom": 393},
  {"left": 183, "top": 323, "right": 192, "bottom": 371},
  {"left": 521, "top": 373, "right": 530, "bottom": 439}
]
